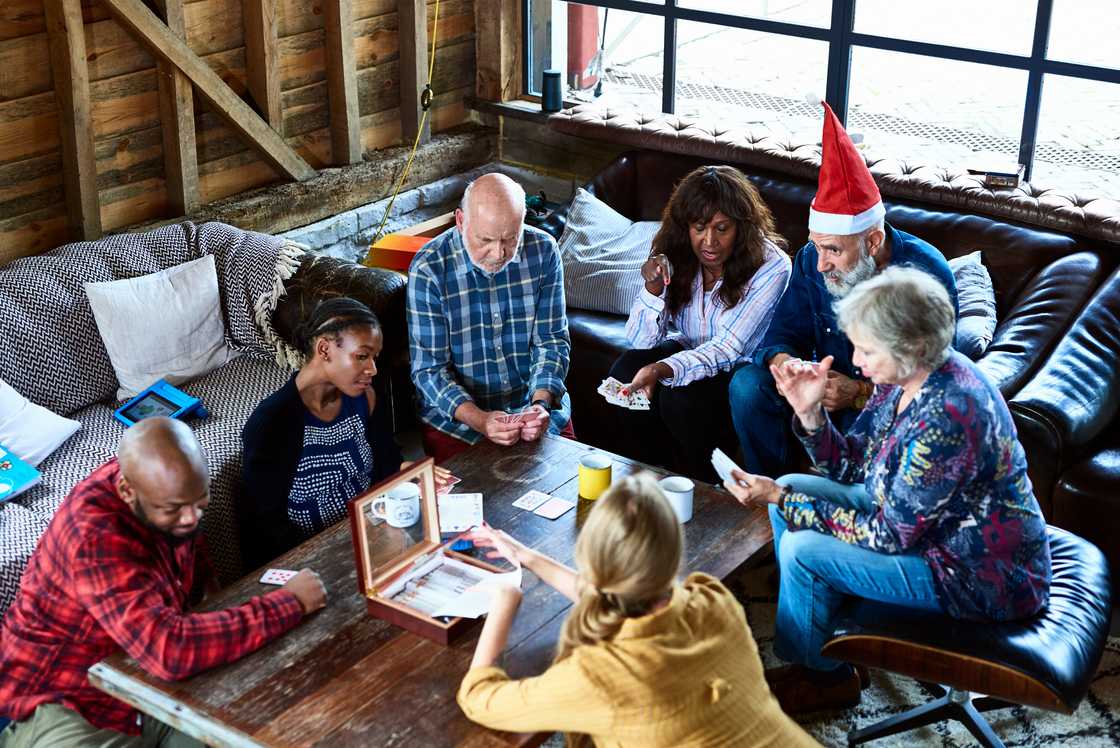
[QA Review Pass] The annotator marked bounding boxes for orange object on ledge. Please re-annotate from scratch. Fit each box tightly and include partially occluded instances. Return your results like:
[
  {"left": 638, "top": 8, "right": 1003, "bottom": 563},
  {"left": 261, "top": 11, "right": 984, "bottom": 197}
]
[{"left": 363, "top": 233, "right": 430, "bottom": 271}]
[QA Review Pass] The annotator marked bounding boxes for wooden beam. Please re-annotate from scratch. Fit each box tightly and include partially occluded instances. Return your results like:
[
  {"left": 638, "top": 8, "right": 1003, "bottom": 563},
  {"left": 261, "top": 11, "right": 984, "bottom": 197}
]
[
  {"left": 397, "top": 0, "right": 430, "bottom": 145},
  {"left": 243, "top": 0, "right": 282, "bottom": 128},
  {"left": 323, "top": 0, "right": 363, "bottom": 164},
  {"left": 474, "top": 0, "right": 521, "bottom": 101},
  {"left": 99, "top": 0, "right": 316, "bottom": 182},
  {"left": 152, "top": 0, "right": 199, "bottom": 215},
  {"left": 43, "top": 0, "right": 101, "bottom": 240}
]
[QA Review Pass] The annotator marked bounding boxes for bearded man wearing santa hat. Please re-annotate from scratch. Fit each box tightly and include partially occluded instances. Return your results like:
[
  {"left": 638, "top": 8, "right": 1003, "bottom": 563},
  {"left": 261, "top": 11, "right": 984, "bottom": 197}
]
[{"left": 728, "top": 99, "right": 958, "bottom": 478}]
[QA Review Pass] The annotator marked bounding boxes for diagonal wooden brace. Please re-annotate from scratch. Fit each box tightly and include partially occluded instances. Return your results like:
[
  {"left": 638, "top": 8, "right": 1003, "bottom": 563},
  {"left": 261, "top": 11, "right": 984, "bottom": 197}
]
[{"left": 100, "top": 0, "right": 317, "bottom": 182}]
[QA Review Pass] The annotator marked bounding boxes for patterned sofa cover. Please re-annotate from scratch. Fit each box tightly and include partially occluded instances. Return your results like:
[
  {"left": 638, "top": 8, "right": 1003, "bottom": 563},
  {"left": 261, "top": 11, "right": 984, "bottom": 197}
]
[{"left": 0, "top": 222, "right": 407, "bottom": 617}]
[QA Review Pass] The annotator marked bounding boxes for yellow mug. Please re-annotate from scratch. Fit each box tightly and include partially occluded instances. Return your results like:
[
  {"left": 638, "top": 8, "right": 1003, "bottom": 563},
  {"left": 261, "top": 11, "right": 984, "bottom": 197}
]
[{"left": 578, "top": 453, "right": 612, "bottom": 500}]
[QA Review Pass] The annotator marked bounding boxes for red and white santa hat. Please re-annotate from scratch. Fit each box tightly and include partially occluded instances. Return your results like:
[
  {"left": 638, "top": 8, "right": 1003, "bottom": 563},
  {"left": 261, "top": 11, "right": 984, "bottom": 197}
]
[{"left": 807, "top": 96, "right": 884, "bottom": 235}]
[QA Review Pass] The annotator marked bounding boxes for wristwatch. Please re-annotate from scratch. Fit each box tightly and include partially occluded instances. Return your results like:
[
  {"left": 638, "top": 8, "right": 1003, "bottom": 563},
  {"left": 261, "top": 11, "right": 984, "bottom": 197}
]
[{"left": 531, "top": 398, "right": 552, "bottom": 412}]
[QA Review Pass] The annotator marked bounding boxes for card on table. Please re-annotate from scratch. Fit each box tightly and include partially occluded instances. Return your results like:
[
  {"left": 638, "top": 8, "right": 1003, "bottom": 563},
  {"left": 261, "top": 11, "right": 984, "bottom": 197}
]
[
  {"left": 259, "top": 568, "right": 298, "bottom": 585},
  {"left": 513, "top": 489, "right": 552, "bottom": 511},
  {"left": 438, "top": 492, "right": 484, "bottom": 533},
  {"left": 534, "top": 497, "right": 576, "bottom": 520}
]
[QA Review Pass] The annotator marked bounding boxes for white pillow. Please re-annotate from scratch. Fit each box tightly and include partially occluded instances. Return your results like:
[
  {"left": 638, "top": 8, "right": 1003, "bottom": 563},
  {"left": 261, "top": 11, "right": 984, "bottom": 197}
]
[
  {"left": 948, "top": 251, "right": 998, "bottom": 360},
  {"left": 84, "top": 254, "right": 236, "bottom": 400},
  {"left": 558, "top": 188, "right": 660, "bottom": 316},
  {"left": 0, "top": 379, "right": 80, "bottom": 466}
]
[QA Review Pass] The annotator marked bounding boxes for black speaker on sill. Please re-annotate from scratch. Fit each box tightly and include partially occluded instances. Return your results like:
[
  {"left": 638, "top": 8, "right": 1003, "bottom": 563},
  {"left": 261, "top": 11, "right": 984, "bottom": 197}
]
[{"left": 541, "top": 69, "right": 562, "bottom": 113}]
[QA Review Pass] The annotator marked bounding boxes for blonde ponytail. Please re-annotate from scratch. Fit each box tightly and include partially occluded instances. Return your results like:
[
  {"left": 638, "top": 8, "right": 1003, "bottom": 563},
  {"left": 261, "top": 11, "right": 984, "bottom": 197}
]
[{"left": 554, "top": 473, "right": 683, "bottom": 747}]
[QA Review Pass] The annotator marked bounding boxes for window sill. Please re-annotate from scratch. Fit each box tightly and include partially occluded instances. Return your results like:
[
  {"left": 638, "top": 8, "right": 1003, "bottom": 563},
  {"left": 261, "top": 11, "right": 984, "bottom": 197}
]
[{"left": 465, "top": 96, "right": 573, "bottom": 125}]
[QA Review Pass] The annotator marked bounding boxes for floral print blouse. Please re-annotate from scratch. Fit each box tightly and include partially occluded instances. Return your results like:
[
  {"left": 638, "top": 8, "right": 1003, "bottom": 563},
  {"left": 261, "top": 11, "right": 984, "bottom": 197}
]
[{"left": 781, "top": 350, "right": 1051, "bottom": 621}]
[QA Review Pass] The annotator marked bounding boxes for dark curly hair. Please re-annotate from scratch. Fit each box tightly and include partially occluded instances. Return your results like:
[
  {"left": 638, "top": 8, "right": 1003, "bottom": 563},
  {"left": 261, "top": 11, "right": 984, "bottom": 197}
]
[
  {"left": 653, "top": 165, "right": 786, "bottom": 318},
  {"left": 294, "top": 297, "right": 381, "bottom": 358}
]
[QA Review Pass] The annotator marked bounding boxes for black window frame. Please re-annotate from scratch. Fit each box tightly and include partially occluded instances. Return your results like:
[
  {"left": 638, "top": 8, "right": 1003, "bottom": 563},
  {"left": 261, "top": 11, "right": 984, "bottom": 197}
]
[{"left": 522, "top": 0, "right": 1120, "bottom": 180}]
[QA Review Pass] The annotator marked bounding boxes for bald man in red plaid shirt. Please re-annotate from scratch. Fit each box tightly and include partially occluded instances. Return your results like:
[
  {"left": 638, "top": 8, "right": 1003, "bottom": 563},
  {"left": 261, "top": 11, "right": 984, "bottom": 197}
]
[{"left": 0, "top": 418, "right": 327, "bottom": 747}]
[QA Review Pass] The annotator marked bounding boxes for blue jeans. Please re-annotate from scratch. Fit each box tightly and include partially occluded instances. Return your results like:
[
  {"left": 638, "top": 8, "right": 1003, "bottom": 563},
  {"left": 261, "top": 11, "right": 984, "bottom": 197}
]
[
  {"left": 729, "top": 362, "right": 862, "bottom": 478},
  {"left": 729, "top": 362, "right": 794, "bottom": 477},
  {"left": 770, "top": 473, "right": 944, "bottom": 672}
]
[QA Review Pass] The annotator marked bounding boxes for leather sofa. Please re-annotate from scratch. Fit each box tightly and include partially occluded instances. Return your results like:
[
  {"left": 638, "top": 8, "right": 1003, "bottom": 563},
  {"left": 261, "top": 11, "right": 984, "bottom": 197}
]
[{"left": 541, "top": 149, "right": 1120, "bottom": 586}]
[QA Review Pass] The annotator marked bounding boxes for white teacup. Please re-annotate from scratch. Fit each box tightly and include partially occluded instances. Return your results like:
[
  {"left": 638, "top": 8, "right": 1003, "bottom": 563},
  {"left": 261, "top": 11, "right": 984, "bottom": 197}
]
[
  {"left": 371, "top": 482, "right": 421, "bottom": 528},
  {"left": 658, "top": 476, "right": 694, "bottom": 524}
]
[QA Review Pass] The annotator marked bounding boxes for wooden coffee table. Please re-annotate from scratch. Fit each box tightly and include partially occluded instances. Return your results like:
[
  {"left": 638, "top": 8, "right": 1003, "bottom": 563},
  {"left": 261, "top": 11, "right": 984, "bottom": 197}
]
[{"left": 89, "top": 434, "right": 773, "bottom": 747}]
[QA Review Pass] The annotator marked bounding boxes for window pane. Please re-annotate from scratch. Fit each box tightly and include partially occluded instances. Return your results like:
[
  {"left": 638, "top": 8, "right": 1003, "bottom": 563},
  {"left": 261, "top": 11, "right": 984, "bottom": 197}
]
[
  {"left": 1033, "top": 75, "right": 1120, "bottom": 199},
  {"left": 677, "top": 0, "right": 832, "bottom": 28},
  {"left": 849, "top": 48, "right": 1028, "bottom": 165},
  {"left": 1048, "top": 0, "right": 1120, "bottom": 69},
  {"left": 854, "top": 0, "right": 1036, "bottom": 55},
  {"left": 675, "top": 21, "right": 828, "bottom": 130},
  {"left": 526, "top": 2, "right": 664, "bottom": 111}
]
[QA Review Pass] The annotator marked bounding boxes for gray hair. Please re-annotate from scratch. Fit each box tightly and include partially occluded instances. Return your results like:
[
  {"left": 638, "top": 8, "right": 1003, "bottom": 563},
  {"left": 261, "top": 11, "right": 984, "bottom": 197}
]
[{"left": 835, "top": 266, "right": 954, "bottom": 379}]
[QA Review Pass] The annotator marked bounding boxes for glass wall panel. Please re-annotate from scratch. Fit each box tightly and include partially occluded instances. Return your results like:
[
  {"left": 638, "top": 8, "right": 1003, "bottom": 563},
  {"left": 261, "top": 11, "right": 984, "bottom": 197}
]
[
  {"left": 849, "top": 48, "right": 1028, "bottom": 165},
  {"left": 1034, "top": 75, "right": 1120, "bottom": 198},
  {"left": 675, "top": 20, "right": 828, "bottom": 133},
  {"left": 855, "top": 0, "right": 1036, "bottom": 55}
]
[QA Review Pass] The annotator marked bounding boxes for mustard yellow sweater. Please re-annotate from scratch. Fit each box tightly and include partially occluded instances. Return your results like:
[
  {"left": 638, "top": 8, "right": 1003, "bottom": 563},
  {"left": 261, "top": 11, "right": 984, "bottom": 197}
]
[{"left": 457, "top": 573, "right": 819, "bottom": 747}]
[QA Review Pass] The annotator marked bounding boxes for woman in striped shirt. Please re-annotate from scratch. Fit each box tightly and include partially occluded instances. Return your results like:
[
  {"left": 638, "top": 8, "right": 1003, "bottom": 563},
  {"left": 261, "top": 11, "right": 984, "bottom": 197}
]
[{"left": 608, "top": 165, "right": 791, "bottom": 482}]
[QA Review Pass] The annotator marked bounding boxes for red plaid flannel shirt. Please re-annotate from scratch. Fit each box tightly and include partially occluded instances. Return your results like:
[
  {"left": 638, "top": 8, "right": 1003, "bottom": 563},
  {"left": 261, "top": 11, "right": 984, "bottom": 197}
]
[{"left": 0, "top": 459, "right": 304, "bottom": 734}]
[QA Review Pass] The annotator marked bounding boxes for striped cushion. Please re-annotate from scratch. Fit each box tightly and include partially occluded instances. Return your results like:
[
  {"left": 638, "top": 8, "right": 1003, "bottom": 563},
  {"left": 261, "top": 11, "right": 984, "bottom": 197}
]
[{"left": 558, "top": 188, "right": 659, "bottom": 316}]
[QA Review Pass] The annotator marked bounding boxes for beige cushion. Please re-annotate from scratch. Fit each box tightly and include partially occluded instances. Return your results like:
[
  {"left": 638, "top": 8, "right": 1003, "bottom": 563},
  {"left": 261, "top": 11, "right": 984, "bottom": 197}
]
[{"left": 84, "top": 255, "right": 236, "bottom": 400}]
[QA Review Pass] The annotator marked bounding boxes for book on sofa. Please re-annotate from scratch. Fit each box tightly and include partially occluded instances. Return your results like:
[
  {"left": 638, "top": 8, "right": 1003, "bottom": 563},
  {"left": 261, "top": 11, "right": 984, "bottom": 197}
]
[{"left": 0, "top": 443, "right": 40, "bottom": 501}]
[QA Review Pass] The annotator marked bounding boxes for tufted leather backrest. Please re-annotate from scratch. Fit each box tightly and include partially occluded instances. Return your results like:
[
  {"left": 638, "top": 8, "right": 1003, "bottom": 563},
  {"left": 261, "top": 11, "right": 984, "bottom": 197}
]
[
  {"left": 573, "top": 150, "right": 1108, "bottom": 399},
  {"left": 550, "top": 105, "right": 1120, "bottom": 248}
]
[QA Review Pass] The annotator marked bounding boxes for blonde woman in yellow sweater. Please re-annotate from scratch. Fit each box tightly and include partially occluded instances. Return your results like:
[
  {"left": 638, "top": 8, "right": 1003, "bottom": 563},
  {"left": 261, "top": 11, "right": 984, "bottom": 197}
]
[{"left": 457, "top": 474, "right": 818, "bottom": 747}]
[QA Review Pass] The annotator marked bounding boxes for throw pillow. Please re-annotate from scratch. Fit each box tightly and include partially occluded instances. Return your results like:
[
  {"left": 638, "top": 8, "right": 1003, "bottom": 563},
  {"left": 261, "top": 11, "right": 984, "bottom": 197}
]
[
  {"left": 558, "top": 188, "right": 661, "bottom": 316},
  {"left": 85, "top": 254, "right": 236, "bottom": 400},
  {"left": 0, "top": 379, "right": 80, "bottom": 466},
  {"left": 949, "top": 250, "right": 998, "bottom": 360}
]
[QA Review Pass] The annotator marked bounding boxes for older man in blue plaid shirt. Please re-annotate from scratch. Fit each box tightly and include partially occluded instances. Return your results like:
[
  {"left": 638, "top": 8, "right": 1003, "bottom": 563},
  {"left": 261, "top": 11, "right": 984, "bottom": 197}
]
[{"left": 407, "top": 173, "right": 572, "bottom": 461}]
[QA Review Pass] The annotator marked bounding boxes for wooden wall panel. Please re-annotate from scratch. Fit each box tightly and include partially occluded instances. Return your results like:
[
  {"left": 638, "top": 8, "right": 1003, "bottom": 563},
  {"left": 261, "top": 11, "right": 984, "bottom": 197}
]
[{"left": 0, "top": 0, "right": 479, "bottom": 259}]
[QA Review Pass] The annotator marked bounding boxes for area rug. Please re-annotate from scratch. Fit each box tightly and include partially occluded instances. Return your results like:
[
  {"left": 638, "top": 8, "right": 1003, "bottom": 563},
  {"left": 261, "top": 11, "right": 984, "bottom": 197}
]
[{"left": 726, "top": 563, "right": 1120, "bottom": 747}]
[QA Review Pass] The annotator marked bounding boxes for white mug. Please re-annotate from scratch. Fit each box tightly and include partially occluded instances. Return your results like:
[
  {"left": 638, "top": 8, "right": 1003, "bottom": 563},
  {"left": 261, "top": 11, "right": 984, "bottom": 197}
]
[
  {"left": 658, "top": 476, "right": 694, "bottom": 524},
  {"left": 371, "top": 482, "right": 421, "bottom": 528}
]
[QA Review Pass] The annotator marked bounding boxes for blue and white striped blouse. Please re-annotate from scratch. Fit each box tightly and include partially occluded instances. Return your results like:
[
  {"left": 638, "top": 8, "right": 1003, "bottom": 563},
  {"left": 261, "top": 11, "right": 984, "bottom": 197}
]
[{"left": 625, "top": 241, "right": 791, "bottom": 386}]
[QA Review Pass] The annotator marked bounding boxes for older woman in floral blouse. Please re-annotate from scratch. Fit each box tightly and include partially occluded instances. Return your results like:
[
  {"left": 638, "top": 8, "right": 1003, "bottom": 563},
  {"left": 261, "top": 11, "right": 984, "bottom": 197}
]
[{"left": 725, "top": 266, "right": 1051, "bottom": 715}]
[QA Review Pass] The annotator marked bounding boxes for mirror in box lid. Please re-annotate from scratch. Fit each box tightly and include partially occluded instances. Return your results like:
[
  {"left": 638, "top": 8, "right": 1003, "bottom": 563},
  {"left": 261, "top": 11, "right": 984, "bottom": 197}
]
[{"left": 350, "top": 458, "right": 440, "bottom": 595}]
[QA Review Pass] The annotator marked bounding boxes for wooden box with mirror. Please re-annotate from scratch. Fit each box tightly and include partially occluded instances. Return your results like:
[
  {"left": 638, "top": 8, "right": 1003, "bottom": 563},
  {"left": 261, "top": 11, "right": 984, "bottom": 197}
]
[{"left": 347, "top": 458, "right": 502, "bottom": 645}]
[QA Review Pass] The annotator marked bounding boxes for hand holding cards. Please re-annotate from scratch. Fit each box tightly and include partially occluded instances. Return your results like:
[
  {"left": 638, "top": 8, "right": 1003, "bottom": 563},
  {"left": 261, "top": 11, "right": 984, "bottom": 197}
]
[
  {"left": 711, "top": 448, "right": 747, "bottom": 487},
  {"left": 597, "top": 377, "right": 651, "bottom": 411}
]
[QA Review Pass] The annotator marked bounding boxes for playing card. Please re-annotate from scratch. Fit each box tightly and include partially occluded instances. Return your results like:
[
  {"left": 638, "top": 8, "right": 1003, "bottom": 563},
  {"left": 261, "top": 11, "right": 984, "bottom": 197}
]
[
  {"left": 711, "top": 448, "right": 743, "bottom": 485},
  {"left": 628, "top": 392, "right": 651, "bottom": 410},
  {"left": 534, "top": 497, "right": 575, "bottom": 520},
  {"left": 259, "top": 568, "right": 298, "bottom": 585},
  {"left": 597, "top": 377, "right": 624, "bottom": 400},
  {"left": 438, "top": 492, "right": 484, "bottom": 533},
  {"left": 436, "top": 473, "right": 462, "bottom": 495},
  {"left": 513, "top": 489, "right": 551, "bottom": 510}
]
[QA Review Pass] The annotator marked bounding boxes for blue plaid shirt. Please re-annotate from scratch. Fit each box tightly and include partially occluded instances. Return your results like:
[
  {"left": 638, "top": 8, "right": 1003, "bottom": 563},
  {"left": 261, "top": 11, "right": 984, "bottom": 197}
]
[{"left": 407, "top": 225, "right": 571, "bottom": 443}]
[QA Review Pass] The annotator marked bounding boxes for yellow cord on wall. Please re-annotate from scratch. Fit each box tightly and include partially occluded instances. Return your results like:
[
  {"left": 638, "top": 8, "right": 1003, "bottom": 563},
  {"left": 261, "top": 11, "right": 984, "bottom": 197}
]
[{"left": 370, "top": 0, "right": 442, "bottom": 246}]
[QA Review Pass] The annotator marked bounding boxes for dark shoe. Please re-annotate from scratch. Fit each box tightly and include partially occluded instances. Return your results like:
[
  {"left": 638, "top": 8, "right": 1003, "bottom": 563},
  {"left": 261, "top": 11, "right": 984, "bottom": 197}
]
[{"left": 764, "top": 664, "right": 862, "bottom": 715}]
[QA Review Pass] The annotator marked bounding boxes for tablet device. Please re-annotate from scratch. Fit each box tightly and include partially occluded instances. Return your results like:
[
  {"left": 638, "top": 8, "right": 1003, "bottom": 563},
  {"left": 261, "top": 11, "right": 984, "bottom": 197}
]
[{"left": 114, "top": 379, "right": 208, "bottom": 427}]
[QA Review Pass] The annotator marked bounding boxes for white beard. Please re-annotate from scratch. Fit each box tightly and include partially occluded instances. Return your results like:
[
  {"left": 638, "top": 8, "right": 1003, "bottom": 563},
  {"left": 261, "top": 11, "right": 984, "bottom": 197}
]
[{"left": 824, "top": 242, "right": 877, "bottom": 297}]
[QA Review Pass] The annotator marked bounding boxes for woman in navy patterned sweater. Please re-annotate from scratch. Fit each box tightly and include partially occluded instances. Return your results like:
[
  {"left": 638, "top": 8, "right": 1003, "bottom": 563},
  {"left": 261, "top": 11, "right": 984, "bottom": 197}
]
[
  {"left": 725, "top": 267, "right": 1051, "bottom": 715},
  {"left": 239, "top": 298, "right": 404, "bottom": 570}
]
